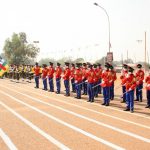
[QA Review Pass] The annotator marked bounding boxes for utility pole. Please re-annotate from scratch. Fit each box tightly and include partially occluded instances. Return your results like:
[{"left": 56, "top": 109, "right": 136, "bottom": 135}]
[{"left": 145, "top": 31, "right": 147, "bottom": 71}]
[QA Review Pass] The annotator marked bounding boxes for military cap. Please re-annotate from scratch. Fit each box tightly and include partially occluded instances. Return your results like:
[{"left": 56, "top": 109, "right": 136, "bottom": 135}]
[
  {"left": 76, "top": 63, "right": 81, "bottom": 67},
  {"left": 93, "top": 64, "right": 97, "bottom": 68},
  {"left": 128, "top": 67, "right": 134, "bottom": 72},
  {"left": 109, "top": 65, "right": 114, "bottom": 70},
  {"left": 49, "top": 62, "right": 53, "bottom": 65},
  {"left": 43, "top": 64, "right": 47, "bottom": 67},
  {"left": 105, "top": 63, "right": 110, "bottom": 68},
  {"left": 137, "top": 64, "right": 142, "bottom": 68},
  {"left": 123, "top": 64, "right": 128, "bottom": 69},
  {"left": 71, "top": 63, "right": 75, "bottom": 66},
  {"left": 57, "top": 62, "right": 61, "bottom": 66},
  {"left": 35, "top": 62, "right": 38, "bottom": 65},
  {"left": 97, "top": 63, "right": 101, "bottom": 66},
  {"left": 65, "top": 62, "right": 70, "bottom": 66},
  {"left": 82, "top": 63, "right": 87, "bottom": 66}
]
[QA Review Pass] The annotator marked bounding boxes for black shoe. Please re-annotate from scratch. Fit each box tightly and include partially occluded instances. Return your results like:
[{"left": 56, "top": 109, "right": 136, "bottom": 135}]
[
  {"left": 124, "top": 108, "right": 130, "bottom": 111},
  {"left": 145, "top": 105, "right": 150, "bottom": 108},
  {"left": 64, "top": 94, "right": 70, "bottom": 97},
  {"left": 87, "top": 100, "right": 90, "bottom": 102},
  {"left": 111, "top": 98, "right": 114, "bottom": 100},
  {"left": 135, "top": 99, "right": 139, "bottom": 101},
  {"left": 130, "top": 110, "right": 134, "bottom": 113},
  {"left": 56, "top": 91, "right": 60, "bottom": 94},
  {"left": 95, "top": 95, "right": 98, "bottom": 98},
  {"left": 101, "top": 103, "right": 106, "bottom": 105},
  {"left": 121, "top": 100, "right": 125, "bottom": 103},
  {"left": 105, "top": 103, "right": 109, "bottom": 106}
]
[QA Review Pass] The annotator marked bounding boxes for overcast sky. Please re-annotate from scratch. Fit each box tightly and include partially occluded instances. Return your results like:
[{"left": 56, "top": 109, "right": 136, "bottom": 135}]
[{"left": 0, "top": 0, "right": 150, "bottom": 63}]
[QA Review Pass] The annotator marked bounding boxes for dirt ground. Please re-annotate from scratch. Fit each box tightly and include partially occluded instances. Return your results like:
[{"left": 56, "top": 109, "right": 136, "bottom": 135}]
[{"left": 0, "top": 75, "right": 150, "bottom": 150}]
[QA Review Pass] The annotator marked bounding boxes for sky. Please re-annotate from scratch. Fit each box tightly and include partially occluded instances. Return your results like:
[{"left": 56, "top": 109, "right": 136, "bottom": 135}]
[{"left": 0, "top": 0, "right": 150, "bottom": 63}]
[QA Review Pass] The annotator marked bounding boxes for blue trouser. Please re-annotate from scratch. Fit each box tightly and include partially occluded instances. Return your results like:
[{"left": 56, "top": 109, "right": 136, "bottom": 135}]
[
  {"left": 35, "top": 76, "right": 39, "bottom": 88},
  {"left": 43, "top": 78, "right": 47, "bottom": 90},
  {"left": 122, "top": 86, "right": 126, "bottom": 101},
  {"left": 64, "top": 80, "right": 70, "bottom": 95},
  {"left": 126, "top": 90, "right": 134, "bottom": 111},
  {"left": 75, "top": 82, "right": 81, "bottom": 98},
  {"left": 71, "top": 78, "right": 76, "bottom": 92},
  {"left": 146, "top": 90, "right": 150, "bottom": 106},
  {"left": 82, "top": 79, "right": 87, "bottom": 94},
  {"left": 56, "top": 78, "right": 61, "bottom": 93},
  {"left": 103, "top": 87, "right": 110, "bottom": 104},
  {"left": 49, "top": 77, "right": 54, "bottom": 91},
  {"left": 87, "top": 83, "right": 94, "bottom": 101},
  {"left": 98, "top": 79, "right": 102, "bottom": 94},
  {"left": 93, "top": 82, "right": 98, "bottom": 97},
  {"left": 136, "top": 84, "right": 143, "bottom": 101},
  {"left": 110, "top": 82, "right": 114, "bottom": 100}
]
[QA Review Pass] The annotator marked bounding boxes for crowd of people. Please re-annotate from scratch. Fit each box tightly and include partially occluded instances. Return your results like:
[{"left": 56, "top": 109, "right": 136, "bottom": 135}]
[{"left": 2, "top": 62, "right": 150, "bottom": 113}]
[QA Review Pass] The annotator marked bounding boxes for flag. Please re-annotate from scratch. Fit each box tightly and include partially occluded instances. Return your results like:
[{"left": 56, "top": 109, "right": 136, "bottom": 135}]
[{"left": 0, "top": 58, "right": 9, "bottom": 77}]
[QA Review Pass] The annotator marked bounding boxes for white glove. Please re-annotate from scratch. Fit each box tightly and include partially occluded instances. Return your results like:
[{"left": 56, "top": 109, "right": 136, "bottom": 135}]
[
  {"left": 147, "top": 84, "right": 150, "bottom": 87},
  {"left": 129, "top": 88, "right": 132, "bottom": 91}
]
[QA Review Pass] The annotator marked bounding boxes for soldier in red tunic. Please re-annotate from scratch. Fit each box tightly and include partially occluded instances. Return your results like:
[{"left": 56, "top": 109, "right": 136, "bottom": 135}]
[
  {"left": 145, "top": 70, "right": 150, "bottom": 108},
  {"left": 55, "top": 62, "right": 62, "bottom": 94},
  {"left": 42, "top": 64, "right": 48, "bottom": 91},
  {"left": 135, "top": 64, "right": 144, "bottom": 102},
  {"left": 48, "top": 62, "right": 55, "bottom": 92},
  {"left": 124, "top": 67, "right": 136, "bottom": 113}
]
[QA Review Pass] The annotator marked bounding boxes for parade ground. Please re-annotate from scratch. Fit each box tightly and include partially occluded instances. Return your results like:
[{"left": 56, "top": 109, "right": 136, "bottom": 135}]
[{"left": 0, "top": 77, "right": 150, "bottom": 150}]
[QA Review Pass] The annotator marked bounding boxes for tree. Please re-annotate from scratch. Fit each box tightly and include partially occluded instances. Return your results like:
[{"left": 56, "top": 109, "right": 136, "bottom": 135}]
[
  {"left": 3, "top": 32, "right": 40, "bottom": 64},
  {"left": 95, "top": 57, "right": 106, "bottom": 65},
  {"left": 38, "top": 58, "right": 56, "bottom": 66}
]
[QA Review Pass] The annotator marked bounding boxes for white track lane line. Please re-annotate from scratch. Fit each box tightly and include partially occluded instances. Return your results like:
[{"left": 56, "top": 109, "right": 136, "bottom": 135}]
[
  {"left": 0, "top": 91, "right": 125, "bottom": 150},
  {"left": 7, "top": 81, "right": 150, "bottom": 120},
  {"left": 3, "top": 84, "right": 150, "bottom": 129},
  {"left": 1, "top": 88, "right": 150, "bottom": 144},
  {"left": 0, "top": 103, "right": 70, "bottom": 150},
  {"left": 0, "top": 128, "right": 18, "bottom": 150}
]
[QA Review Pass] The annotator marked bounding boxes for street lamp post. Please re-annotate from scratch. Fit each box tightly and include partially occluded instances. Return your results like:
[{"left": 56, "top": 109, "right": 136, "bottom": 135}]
[{"left": 94, "top": 2, "right": 111, "bottom": 53}]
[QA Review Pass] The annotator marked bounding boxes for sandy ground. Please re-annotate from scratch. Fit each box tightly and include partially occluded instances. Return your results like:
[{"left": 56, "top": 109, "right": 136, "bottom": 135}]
[{"left": 0, "top": 76, "right": 150, "bottom": 150}]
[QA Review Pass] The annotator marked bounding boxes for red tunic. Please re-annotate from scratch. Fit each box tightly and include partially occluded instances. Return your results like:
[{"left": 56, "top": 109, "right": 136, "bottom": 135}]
[
  {"left": 145, "top": 75, "right": 150, "bottom": 90},
  {"left": 87, "top": 69, "right": 96, "bottom": 83},
  {"left": 74, "top": 68, "right": 82, "bottom": 83},
  {"left": 101, "top": 70, "right": 111, "bottom": 87},
  {"left": 42, "top": 68, "right": 48, "bottom": 79},
  {"left": 55, "top": 66, "right": 62, "bottom": 78},
  {"left": 124, "top": 74, "right": 136, "bottom": 91},
  {"left": 63, "top": 68, "right": 71, "bottom": 80},
  {"left": 48, "top": 66, "right": 55, "bottom": 78},
  {"left": 34, "top": 66, "right": 40, "bottom": 76},
  {"left": 135, "top": 69, "right": 144, "bottom": 85},
  {"left": 70, "top": 66, "right": 75, "bottom": 79}
]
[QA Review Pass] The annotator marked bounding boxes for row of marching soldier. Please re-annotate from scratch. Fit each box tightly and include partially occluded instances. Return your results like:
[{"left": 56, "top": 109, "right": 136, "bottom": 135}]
[
  {"left": 33, "top": 61, "right": 150, "bottom": 112},
  {"left": 120, "top": 63, "right": 150, "bottom": 112}
]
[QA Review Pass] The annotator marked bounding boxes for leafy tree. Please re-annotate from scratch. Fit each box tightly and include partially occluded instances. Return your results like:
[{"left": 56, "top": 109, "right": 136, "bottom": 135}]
[
  {"left": 38, "top": 58, "right": 56, "bottom": 66},
  {"left": 95, "top": 57, "right": 106, "bottom": 66},
  {"left": 3, "top": 32, "right": 39, "bottom": 64},
  {"left": 73, "top": 58, "right": 85, "bottom": 63}
]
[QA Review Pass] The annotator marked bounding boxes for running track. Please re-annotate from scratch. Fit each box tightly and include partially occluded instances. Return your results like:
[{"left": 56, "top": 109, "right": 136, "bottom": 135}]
[{"left": 0, "top": 79, "right": 150, "bottom": 150}]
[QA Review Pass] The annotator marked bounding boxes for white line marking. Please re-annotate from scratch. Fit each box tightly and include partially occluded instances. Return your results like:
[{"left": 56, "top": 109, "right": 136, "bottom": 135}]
[
  {"left": 0, "top": 103, "right": 70, "bottom": 150},
  {"left": 9, "top": 81, "right": 150, "bottom": 119},
  {"left": 1, "top": 88, "right": 150, "bottom": 144},
  {"left": 0, "top": 91, "right": 125, "bottom": 150},
  {"left": 0, "top": 128, "right": 18, "bottom": 150},
  {"left": 3, "top": 84, "right": 150, "bottom": 129}
]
